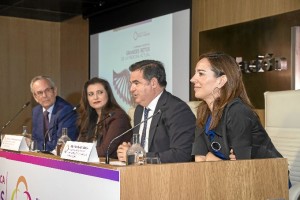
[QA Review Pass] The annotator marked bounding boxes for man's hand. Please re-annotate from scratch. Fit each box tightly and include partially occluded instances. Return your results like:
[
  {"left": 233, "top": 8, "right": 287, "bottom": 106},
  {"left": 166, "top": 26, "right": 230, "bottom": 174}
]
[{"left": 117, "top": 142, "right": 131, "bottom": 162}]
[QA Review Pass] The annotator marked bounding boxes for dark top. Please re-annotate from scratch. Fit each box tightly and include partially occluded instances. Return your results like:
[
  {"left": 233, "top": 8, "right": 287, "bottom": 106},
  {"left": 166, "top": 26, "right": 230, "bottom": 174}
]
[
  {"left": 134, "top": 90, "right": 196, "bottom": 163},
  {"left": 32, "top": 96, "right": 78, "bottom": 151},
  {"left": 192, "top": 98, "right": 283, "bottom": 160},
  {"left": 77, "top": 108, "right": 132, "bottom": 158}
]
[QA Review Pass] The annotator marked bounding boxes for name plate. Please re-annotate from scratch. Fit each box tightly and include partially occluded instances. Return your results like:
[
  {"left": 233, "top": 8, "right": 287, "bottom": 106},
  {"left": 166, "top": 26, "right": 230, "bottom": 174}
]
[
  {"left": 0, "top": 135, "right": 29, "bottom": 151},
  {"left": 61, "top": 141, "right": 99, "bottom": 163}
]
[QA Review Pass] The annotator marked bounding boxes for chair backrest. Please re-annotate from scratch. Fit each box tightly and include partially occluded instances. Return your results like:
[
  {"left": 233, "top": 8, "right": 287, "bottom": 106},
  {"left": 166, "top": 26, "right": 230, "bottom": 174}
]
[
  {"left": 127, "top": 101, "right": 200, "bottom": 127},
  {"left": 264, "top": 90, "right": 300, "bottom": 185},
  {"left": 186, "top": 101, "right": 200, "bottom": 117}
]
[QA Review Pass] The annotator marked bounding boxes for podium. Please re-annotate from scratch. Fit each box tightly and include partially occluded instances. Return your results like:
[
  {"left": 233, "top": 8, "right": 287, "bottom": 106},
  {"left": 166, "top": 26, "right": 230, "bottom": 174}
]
[
  {"left": 0, "top": 150, "right": 288, "bottom": 200},
  {"left": 119, "top": 158, "right": 289, "bottom": 199}
]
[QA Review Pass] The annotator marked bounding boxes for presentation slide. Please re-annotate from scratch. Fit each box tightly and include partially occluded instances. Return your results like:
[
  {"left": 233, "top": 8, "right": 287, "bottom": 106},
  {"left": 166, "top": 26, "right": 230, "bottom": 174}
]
[{"left": 90, "top": 9, "right": 190, "bottom": 112}]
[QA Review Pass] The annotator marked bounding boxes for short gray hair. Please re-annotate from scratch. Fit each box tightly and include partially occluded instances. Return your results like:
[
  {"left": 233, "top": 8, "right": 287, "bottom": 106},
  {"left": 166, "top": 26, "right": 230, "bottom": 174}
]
[{"left": 30, "top": 75, "right": 56, "bottom": 93}]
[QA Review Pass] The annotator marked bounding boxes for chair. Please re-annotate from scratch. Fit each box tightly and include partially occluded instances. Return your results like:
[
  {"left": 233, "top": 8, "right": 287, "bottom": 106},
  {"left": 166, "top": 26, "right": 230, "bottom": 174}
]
[
  {"left": 186, "top": 101, "right": 200, "bottom": 117},
  {"left": 264, "top": 90, "right": 300, "bottom": 200}
]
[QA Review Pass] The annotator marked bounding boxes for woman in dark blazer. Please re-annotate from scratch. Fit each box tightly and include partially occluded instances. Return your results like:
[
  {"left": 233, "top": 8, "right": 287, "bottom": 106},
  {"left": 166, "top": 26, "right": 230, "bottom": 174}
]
[{"left": 190, "top": 52, "right": 283, "bottom": 162}]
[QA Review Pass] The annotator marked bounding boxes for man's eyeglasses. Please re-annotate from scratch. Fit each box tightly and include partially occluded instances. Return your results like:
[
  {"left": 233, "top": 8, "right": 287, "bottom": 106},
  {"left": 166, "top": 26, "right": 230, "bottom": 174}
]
[{"left": 34, "top": 87, "right": 53, "bottom": 97}]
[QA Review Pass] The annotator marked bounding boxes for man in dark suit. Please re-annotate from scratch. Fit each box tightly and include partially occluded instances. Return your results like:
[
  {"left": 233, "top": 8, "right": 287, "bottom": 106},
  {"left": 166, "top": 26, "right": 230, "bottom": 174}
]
[
  {"left": 30, "top": 76, "right": 78, "bottom": 152},
  {"left": 117, "top": 60, "right": 195, "bottom": 163}
]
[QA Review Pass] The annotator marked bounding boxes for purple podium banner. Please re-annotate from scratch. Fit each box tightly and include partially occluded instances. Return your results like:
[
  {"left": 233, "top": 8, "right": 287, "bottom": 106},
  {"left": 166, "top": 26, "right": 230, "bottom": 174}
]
[{"left": 0, "top": 150, "right": 120, "bottom": 200}]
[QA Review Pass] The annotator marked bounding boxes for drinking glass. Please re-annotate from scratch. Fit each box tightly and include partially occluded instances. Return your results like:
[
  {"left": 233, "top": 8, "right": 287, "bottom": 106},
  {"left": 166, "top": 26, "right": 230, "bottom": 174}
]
[
  {"left": 30, "top": 140, "right": 38, "bottom": 152},
  {"left": 145, "top": 157, "right": 161, "bottom": 164}
]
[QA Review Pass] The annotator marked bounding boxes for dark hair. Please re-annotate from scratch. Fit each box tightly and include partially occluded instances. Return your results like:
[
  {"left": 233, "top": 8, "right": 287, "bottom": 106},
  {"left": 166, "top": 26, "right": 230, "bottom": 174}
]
[
  {"left": 129, "top": 60, "right": 167, "bottom": 87},
  {"left": 77, "top": 77, "right": 124, "bottom": 138},
  {"left": 196, "top": 52, "right": 254, "bottom": 129}
]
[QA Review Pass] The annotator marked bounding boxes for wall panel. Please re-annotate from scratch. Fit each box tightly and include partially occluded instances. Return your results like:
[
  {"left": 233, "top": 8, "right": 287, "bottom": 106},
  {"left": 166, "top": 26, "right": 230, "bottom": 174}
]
[
  {"left": 60, "top": 16, "right": 89, "bottom": 106},
  {"left": 191, "top": 0, "right": 300, "bottom": 101},
  {"left": 0, "top": 16, "right": 88, "bottom": 136},
  {"left": 0, "top": 17, "right": 60, "bottom": 134}
]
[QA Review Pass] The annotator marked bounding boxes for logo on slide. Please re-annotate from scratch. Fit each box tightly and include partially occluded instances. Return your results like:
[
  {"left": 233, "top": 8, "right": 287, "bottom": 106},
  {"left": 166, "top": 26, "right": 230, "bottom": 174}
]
[
  {"left": 11, "top": 176, "right": 32, "bottom": 200},
  {"left": 113, "top": 69, "right": 134, "bottom": 107}
]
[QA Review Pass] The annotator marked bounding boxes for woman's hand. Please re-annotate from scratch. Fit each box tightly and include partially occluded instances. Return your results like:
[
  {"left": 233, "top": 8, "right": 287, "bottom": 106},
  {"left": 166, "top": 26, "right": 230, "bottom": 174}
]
[
  {"left": 195, "top": 155, "right": 206, "bottom": 162},
  {"left": 205, "top": 152, "right": 222, "bottom": 161},
  {"left": 195, "top": 148, "right": 236, "bottom": 162},
  {"left": 229, "top": 149, "right": 236, "bottom": 160}
]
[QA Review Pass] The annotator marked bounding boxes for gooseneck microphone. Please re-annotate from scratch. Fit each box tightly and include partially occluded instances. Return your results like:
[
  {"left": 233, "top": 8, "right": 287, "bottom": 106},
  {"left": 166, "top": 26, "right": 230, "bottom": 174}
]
[
  {"left": 97, "top": 112, "right": 115, "bottom": 127},
  {"left": 41, "top": 104, "right": 79, "bottom": 154},
  {"left": 105, "top": 109, "right": 162, "bottom": 164},
  {"left": 0, "top": 101, "right": 30, "bottom": 144},
  {"left": 93, "top": 112, "right": 115, "bottom": 144}
]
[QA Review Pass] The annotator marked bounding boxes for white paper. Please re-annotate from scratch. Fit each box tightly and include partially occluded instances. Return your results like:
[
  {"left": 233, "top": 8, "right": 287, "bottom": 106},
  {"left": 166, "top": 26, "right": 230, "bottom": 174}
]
[
  {"left": 0, "top": 134, "right": 29, "bottom": 151},
  {"left": 108, "top": 161, "right": 126, "bottom": 166},
  {"left": 61, "top": 141, "right": 99, "bottom": 163}
]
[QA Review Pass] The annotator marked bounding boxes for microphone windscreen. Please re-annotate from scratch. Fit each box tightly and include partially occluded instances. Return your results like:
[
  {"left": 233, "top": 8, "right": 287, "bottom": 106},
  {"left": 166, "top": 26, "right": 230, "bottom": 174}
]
[
  {"left": 109, "top": 112, "right": 115, "bottom": 117},
  {"left": 73, "top": 104, "right": 80, "bottom": 110},
  {"left": 24, "top": 101, "right": 31, "bottom": 108}
]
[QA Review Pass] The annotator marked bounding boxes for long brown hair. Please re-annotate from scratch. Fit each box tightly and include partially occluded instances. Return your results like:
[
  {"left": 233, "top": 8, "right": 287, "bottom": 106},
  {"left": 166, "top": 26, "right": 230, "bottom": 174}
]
[
  {"left": 196, "top": 52, "right": 254, "bottom": 129},
  {"left": 77, "top": 77, "right": 124, "bottom": 138}
]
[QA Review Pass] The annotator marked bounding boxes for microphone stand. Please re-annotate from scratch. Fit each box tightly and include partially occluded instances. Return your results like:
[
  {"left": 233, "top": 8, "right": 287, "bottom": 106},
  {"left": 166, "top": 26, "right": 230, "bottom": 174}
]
[
  {"left": 0, "top": 101, "right": 30, "bottom": 145},
  {"left": 97, "top": 112, "right": 114, "bottom": 126},
  {"left": 105, "top": 109, "right": 161, "bottom": 164},
  {"left": 41, "top": 125, "right": 57, "bottom": 154},
  {"left": 40, "top": 105, "right": 79, "bottom": 155},
  {"left": 93, "top": 112, "right": 115, "bottom": 143}
]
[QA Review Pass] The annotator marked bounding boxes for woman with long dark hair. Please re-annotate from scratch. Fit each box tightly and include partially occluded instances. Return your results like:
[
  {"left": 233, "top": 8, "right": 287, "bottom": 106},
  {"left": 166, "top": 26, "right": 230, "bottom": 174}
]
[{"left": 77, "top": 77, "right": 132, "bottom": 158}]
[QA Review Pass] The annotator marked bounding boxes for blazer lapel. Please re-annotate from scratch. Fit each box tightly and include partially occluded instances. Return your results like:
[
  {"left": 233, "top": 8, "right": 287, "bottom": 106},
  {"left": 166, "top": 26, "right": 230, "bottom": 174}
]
[
  {"left": 134, "top": 106, "right": 143, "bottom": 133},
  {"left": 37, "top": 107, "right": 45, "bottom": 136},
  {"left": 48, "top": 100, "right": 59, "bottom": 136},
  {"left": 148, "top": 90, "right": 168, "bottom": 149}
]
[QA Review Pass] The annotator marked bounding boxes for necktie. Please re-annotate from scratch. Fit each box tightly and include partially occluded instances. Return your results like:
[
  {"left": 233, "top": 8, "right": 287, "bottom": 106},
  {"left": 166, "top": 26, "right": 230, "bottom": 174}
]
[
  {"left": 141, "top": 108, "right": 149, "bottom": 148},
  {"left": 43, "top": 110, "right": 49, "bottom": 136}
]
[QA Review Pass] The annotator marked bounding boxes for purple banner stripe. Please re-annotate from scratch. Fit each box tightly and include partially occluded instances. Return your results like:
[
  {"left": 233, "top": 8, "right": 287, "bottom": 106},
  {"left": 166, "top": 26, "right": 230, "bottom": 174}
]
[{"left": 0, "top": 151, "right": 119, "bottom": 182}]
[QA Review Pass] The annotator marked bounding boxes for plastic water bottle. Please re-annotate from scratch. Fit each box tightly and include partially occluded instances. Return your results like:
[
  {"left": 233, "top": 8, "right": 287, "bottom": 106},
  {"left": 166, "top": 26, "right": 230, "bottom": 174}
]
[
  {"left": 126, "top": 133, "right": 146, "bottom": 165},
  {"left": 55, "top": 128, "right": 71, "bottom": 156},
  {"left": 22, "top": 126, "right": 31, "bottom": 149}
]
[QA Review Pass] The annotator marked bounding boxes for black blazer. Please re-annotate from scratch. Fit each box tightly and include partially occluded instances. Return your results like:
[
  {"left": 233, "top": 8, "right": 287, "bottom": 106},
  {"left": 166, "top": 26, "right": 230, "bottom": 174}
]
[
  {"left": 134, "top": 90, "right": 196, "bottom": 163},
  {"left": 192, "top": 98, "right": 283, "bottom": 160}
]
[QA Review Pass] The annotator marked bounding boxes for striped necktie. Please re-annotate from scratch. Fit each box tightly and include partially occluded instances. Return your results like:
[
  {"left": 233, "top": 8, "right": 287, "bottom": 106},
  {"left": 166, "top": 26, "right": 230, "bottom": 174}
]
[{"left": 141, "top": 108, "right": 150, "bottom": 148}]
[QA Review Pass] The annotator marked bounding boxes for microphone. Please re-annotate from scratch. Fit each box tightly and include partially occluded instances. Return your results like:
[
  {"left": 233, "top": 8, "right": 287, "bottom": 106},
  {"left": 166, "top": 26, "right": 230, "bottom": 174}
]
[
  {"left": 41, "top": 104, "right": 79, "bottom": 154},
  {"left": 105, "top": 108, "right": 163, "bottom": 164},
  {"left": 0, "top": 101, "right": 30, "bottom": 145},
  {"left": 96, "top": 112, "right": 115, "bottom": 126}
]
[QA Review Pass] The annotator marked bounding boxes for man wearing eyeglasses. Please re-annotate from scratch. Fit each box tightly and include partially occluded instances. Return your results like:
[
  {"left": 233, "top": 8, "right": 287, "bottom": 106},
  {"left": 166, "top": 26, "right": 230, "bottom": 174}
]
[{"left": 30, "top": 75, "right": 78, "bottom": 152}]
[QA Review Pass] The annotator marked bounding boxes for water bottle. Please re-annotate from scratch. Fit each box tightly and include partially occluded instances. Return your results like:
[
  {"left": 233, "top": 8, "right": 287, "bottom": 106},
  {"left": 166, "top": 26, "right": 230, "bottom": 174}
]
[
  {"left": 55, "top": 128, "right": 71, "bottom": 156},
  {"left": 126, "top": 133, "right": 146, "bottom": 165},
  {"left": 22, "top": 126, "right": 31, "bottom": 149}
]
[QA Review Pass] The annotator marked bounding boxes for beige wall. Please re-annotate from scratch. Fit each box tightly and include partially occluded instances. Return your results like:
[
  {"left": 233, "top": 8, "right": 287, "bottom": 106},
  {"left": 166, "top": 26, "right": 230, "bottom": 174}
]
[
  {"left": 191, "top": 0, "right": 300, "bottom": 74},
  {"left": 60, "top": 16, "right": 89, "bottom": 105},
  {"left": 0, "top": 16, "right": 88, "bottom": 135},
  {"left": 191, "top": 0, "right": 300, "bottom": 81}
]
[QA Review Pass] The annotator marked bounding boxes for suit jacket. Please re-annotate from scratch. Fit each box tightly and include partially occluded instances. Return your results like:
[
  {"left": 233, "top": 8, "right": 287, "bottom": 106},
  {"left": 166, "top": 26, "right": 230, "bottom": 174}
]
[
  {"left": 192, "top": 98, "right": 283, "bottom": 159},
  {"left": 77, "top": 108, "right": 132, "bottom": 158},
  {"left": 134, "top": 90, "right": 196, "bottom": 163},
  {"left": 32, "top": 96, "right": 78, "bottom": 151}
]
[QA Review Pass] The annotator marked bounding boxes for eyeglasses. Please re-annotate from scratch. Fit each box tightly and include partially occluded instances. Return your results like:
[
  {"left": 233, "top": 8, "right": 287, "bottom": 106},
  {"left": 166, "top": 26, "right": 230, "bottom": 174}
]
[
  {"left": 211, "top": 141, "right": 221, "bottom": 152},
  {"left": 34, "top": 87, "right": 54, "bottom": 97}
]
